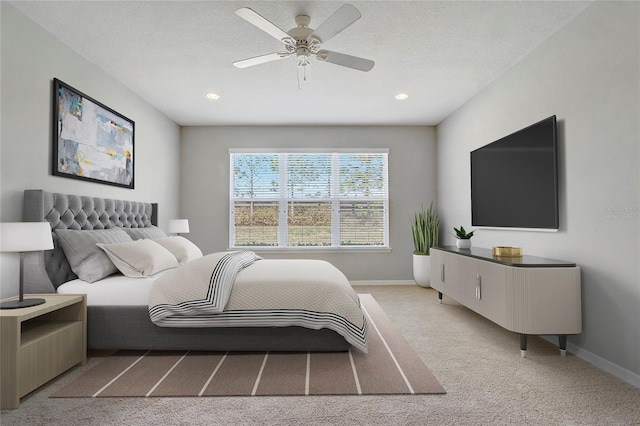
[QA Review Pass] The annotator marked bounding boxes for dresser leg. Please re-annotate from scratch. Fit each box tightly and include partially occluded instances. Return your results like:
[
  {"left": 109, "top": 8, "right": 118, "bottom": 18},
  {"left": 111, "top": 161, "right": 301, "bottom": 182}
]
[
  {"left": 438, "top": 292, "right": 443, "bottom": 304},
  {"left": 558, "top": 334, "right": 567, "bottom": 356},
  {"left": 520, "top": 334, "right": 527, "bottom": 357}
]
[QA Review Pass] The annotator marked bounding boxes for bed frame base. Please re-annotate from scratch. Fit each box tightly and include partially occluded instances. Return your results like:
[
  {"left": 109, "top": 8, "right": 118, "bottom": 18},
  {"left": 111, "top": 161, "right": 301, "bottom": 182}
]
[{"left": 88, "top": 306, "right": 350, "bottom": 352}]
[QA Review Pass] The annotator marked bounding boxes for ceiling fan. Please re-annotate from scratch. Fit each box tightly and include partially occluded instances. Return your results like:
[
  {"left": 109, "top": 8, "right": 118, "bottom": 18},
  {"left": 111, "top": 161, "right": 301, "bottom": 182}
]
[{"left": 233, "top": 4, "right": 375, "bottom": 77}]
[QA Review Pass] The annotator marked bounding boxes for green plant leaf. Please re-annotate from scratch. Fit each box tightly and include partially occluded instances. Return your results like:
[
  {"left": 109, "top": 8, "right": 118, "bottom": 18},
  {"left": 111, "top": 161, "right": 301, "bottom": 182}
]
[
  {"left": 453, "top": 225, "right": 474, "bottom": 239},
  {"left": 411, "top": 202, "right": 440, "bottom": 255}
]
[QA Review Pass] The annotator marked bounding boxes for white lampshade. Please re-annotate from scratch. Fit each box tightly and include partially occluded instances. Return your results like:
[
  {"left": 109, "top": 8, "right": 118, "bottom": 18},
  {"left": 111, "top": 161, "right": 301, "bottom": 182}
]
[
  {"left": 0, "top": 222, "right": 53, "bottom": 310},
  {"left": 168, "top": 219, "right": 190, "bottom": 234},
  {"left": 0, "top": 222, "right": 54, "bottom": 252}
]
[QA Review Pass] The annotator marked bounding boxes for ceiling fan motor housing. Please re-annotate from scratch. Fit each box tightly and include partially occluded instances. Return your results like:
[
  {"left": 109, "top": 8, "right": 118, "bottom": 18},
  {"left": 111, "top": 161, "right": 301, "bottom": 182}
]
[{"left": 287, "top": 16, "right": 320, "bottom": 66}]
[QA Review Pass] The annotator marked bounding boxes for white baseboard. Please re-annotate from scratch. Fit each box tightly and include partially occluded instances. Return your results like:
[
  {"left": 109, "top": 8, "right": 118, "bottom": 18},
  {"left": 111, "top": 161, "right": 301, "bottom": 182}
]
[
  {"left": 350, "top": 280, "right": 417, "bottom": 286},
  {"left": 541, "top": 336, "right": 640, "bottom": 389}
]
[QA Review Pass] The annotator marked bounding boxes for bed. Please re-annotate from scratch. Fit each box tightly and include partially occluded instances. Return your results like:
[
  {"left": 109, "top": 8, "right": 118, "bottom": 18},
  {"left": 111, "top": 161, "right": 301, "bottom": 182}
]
[{"left": 22, "top": 189, "right": 365, "bottom": 352}]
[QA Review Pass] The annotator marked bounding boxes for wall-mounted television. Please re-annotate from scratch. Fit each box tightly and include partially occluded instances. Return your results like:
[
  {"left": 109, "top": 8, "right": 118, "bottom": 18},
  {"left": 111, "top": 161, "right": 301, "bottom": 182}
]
[{"left": 470, "top": 115, "right": 558, "bottom": 231}]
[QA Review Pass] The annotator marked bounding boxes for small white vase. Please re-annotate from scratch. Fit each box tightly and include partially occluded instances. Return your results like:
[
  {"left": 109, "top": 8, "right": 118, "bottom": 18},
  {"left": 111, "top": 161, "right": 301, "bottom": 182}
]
[
  {"left": 456, "top": 239, "right": 472, "bottom": 249},
  {"left": 413, "top": 253, "right": 431, "bottom": 287}
]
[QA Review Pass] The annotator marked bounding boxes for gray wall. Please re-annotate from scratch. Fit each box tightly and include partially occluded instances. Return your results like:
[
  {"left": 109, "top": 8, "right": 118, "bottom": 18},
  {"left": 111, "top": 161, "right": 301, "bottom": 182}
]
[
  {"left": 437, "top": 1, "right": 639, "bottom": 383},
  {"left": 0, "top": 3, "right": 181, "bottom": 298},
  {"left": 180, "top": 126, "right": 436, "bottom": 281}
]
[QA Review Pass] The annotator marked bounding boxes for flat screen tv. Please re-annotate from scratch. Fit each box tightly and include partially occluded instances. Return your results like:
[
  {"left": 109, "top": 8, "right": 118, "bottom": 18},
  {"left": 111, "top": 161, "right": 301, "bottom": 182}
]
[{"left": 470, "top": 115, "right": 558, "bottom": 231}]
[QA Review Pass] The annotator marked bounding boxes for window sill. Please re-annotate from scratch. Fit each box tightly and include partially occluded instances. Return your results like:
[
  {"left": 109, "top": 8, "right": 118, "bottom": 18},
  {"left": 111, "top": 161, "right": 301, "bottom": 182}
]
[{"left": 228, "top": 246, "right": 392, "bottom": 254}]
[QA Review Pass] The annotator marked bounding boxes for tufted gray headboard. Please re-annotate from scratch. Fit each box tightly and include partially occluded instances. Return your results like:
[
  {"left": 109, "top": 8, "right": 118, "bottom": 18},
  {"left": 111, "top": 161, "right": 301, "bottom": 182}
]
[{"left": 22, "top": 189, "right": 158, "bottom": 293}]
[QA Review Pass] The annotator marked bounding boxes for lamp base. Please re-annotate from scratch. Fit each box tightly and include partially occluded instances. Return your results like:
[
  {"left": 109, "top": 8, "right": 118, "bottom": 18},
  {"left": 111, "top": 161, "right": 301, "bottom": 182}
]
[{"left": 0, "top": 298, "right": 46, "bottom": 309}]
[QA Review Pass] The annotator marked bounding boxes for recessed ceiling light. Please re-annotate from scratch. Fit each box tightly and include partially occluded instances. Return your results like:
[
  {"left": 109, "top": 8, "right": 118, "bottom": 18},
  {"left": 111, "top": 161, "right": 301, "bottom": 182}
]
[
  {"left": 394, "top": 93, "right": 409, "bottom": 100},
  {"left": 206, "top": 93, "right": 220, "bottom": 100}
]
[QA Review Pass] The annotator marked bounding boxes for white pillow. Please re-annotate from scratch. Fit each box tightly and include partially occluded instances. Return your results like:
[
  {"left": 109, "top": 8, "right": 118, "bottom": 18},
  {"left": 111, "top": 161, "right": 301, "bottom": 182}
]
[
  {"left": 152, "top": 236, "right": 203, "bottom": 265},
  {"left": 97, "top": 239, "right": 179, "bottom": 278}
]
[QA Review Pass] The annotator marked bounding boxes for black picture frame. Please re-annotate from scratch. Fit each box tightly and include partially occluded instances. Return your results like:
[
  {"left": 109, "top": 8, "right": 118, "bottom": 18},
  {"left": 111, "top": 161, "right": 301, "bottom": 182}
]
[{"left": 52, "top": 78, "right": 135, "bottom": 189}]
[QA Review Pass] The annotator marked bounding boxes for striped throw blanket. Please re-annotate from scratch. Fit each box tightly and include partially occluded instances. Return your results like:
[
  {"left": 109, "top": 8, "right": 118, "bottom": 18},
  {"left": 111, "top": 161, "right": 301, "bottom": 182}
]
[
  {"left": 148, "top": 252, "right": 368, "bottom": 352},
  {"left": 149, "top": 251, "right": 260, "bottom": 321}
]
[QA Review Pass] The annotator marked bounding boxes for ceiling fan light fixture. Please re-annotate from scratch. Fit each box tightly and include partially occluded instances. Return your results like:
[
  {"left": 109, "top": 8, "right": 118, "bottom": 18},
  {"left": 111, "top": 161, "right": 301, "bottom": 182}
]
[
  {"left": 395, "top": 93, "right": 409, "bottom": 100},
  {"left": 206, "top": 93, "right": 220, "bottom": 100}
]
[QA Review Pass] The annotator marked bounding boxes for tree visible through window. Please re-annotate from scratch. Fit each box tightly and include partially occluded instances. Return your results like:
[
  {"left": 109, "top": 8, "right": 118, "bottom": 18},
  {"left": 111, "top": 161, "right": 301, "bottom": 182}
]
[{"left": 230, "top": 151, "right": 389, "bottom": 249}]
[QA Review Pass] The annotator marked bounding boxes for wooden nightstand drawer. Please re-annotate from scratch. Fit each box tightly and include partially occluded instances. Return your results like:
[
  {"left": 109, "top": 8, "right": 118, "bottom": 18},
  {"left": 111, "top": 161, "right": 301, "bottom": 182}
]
[
  {"left": 18, "top": 320, "right": 84, "bottom": 396},
  {"left": 1, "top": 294, "right": 86, "bottom": 409}
]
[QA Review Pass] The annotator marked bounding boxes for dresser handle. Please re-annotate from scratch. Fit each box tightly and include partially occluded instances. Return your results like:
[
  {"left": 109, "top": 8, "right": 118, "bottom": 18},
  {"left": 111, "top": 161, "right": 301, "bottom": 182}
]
[
  {"left": 441, "top": 264, "right": 445, "bottom": 282},
  {"left": 476, "top": 274, "right": 481, "bottom": 299}
]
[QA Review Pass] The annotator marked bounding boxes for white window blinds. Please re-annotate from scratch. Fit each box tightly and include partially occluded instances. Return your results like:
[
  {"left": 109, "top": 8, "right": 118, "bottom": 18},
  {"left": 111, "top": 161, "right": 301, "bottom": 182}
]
[{"left": 230, "top": 150, "right": 389, "bottom": 249}]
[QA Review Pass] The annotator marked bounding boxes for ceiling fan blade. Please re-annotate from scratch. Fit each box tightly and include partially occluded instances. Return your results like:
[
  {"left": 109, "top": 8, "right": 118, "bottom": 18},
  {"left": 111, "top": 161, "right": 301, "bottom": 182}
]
[
  {"left": 233, "top": 52, "right": 291, "bottom": 69},
  {"left": 309, "top": 4, "right": 361, "bottom": 43},
  {"left": 235, "top": 8, "right": 292, "bottom": 42},
  {"left": 316, "top": 50, "right": 374, "bottom": 72}
]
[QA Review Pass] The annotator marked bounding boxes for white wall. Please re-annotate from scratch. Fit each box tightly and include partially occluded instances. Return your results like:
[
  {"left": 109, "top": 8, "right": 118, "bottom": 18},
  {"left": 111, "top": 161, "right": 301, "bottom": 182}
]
[
  {"left": 437, "top": 1, "right": 639, "bottom": 383},
  {"left": 0, "top": 3, "right": 181, "bottom": 298},
  {"left": 180, "top": 126, "right": 436, "bottom": 281}
]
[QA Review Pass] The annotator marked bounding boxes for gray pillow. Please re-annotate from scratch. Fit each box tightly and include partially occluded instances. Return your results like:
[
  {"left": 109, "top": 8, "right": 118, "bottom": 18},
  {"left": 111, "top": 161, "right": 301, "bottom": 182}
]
[
  {"left": 55, "top": 227, "right": 132, "bottom": 283},
  {"left": 121, "top": 225, "right": 167, "bottom": 240}
]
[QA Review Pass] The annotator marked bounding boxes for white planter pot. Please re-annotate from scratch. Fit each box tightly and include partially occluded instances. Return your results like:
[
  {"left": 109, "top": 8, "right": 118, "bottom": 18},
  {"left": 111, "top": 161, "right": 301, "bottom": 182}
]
[
  {"left": 456, "top": 239, "right": 472, "bottom": 249},
  {"left": 413, "top": 253, "right": 431, "bottom": 288}
]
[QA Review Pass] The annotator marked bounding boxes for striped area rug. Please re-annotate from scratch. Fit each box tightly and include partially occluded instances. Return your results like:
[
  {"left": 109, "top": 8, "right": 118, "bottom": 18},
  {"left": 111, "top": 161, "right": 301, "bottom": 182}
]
[{"left": 52, "top": 294, "right": 445, "bottom": 397}]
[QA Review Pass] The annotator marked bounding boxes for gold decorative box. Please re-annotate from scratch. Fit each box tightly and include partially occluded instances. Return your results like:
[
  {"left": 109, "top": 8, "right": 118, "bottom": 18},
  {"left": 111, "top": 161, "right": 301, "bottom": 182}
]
[{"left": 492, "top": 246, "right": 523, "bottom": 257}]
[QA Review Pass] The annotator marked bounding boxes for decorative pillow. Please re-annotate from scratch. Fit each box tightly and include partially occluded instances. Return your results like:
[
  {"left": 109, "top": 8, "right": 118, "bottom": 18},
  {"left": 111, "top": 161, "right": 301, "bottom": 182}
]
[
  {"left": 55, "top": 227, "right": 133, "bottom": 283},
  {"left": 97, "top": 239, "right": 179, "bottom": 278},
  {"left": 121, "top": 225, "right": 167, "bottom": 241},
  {"left": 153, "top": 236, "right": 203, "bottom": 265}
]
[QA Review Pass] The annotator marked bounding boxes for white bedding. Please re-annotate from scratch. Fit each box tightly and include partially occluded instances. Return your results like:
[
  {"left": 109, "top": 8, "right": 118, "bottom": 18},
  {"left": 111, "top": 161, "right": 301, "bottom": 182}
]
[{"left": 57, "top": 274, "right": 158, "bottom": 306}]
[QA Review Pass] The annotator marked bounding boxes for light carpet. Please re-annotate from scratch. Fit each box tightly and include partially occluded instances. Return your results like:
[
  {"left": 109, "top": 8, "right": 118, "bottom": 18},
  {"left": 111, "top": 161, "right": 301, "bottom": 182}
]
[
  {"left": 3, "top": 286, "right": 639, "bottom": 425},
  {"left": 51, "top": 294, "right": 445, "bottom": 398}
]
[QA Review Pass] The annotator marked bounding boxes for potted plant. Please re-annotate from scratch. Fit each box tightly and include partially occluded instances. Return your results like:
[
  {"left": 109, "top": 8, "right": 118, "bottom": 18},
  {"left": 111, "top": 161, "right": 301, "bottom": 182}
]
[
  {"left": 453, "top": 226, "right": 475, "bottom": 249},
  {"left": 411, "top": 202, "right": 440, "bottom": 287}
]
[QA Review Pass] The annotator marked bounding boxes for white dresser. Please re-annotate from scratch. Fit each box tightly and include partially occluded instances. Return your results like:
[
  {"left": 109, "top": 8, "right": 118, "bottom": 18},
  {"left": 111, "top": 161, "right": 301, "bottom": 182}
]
[{"left": 430, "top": 246, "right": 582, "bottom": 356}]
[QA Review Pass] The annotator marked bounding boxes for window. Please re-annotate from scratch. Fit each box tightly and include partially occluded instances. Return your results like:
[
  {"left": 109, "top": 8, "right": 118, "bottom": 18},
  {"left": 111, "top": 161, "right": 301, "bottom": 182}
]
[{"left": 230, "top": 150, "right": 389, "bottom": 250}]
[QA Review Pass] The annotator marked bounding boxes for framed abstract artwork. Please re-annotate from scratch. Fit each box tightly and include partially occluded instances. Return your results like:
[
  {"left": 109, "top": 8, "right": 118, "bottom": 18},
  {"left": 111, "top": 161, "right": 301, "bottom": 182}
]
[{"left": 52, "top": 78, "right": 135, "bottom": 189}]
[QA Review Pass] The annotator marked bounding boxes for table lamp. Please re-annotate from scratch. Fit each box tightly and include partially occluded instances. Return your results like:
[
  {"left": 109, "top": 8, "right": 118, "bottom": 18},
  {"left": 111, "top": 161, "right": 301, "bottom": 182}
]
[
  {"left": 168, "top": 219, "right": 189, "bottom": 235},
  {"left": 0, "top": 222, "right": 54, "bottom": 309}
]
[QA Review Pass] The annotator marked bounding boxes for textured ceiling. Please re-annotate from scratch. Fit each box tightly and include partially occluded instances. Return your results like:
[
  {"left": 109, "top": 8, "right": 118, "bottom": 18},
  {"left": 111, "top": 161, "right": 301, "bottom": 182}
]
[{"left": 10, "top": 1, "right": 591, "bottom": 126}]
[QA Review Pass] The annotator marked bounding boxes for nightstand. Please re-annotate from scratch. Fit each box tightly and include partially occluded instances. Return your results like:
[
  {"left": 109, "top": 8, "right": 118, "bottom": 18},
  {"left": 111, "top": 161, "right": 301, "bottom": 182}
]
[{"left": 0, "top": 294, "right": 86, "bottom": 409}]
